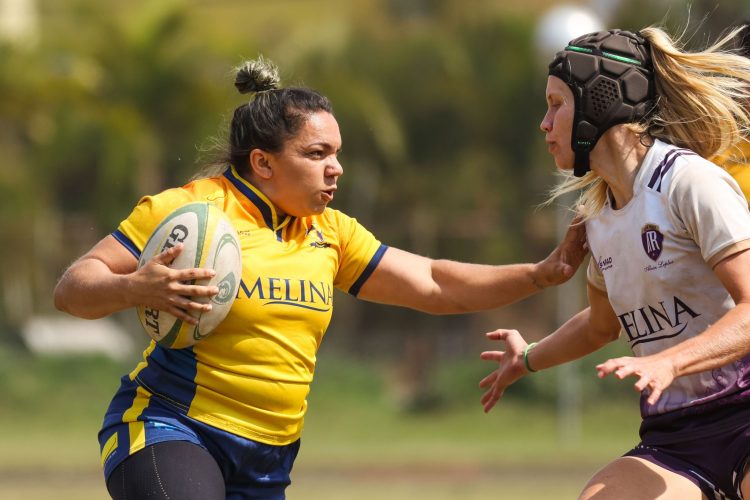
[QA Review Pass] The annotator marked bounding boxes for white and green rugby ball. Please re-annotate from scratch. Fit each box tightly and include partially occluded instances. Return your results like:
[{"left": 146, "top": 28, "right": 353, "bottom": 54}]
[{"left": 136, "top": 202, "right": 242, "bottom": 348}]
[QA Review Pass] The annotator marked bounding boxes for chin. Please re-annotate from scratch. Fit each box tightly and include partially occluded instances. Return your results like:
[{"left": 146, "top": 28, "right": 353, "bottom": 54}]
[{"left": 553, "top": 155, "right": 575, "bottom": 172}]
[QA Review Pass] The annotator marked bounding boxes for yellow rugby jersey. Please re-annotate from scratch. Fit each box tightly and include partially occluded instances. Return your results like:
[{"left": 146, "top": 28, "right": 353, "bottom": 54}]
[
  {"left": 106, "top": 166, "right": 387, "bottom": 445},
  {"left": 713, "top": 141, "right": 750, "bottom": 204}
]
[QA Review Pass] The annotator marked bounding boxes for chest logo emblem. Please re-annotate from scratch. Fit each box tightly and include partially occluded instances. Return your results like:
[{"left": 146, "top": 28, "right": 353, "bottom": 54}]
[
  {"left": 307, "top": 225, "right": 331, "bottom": 249},
  {"left": 641, "top": 223, "right": 663, "bottom": 261}
]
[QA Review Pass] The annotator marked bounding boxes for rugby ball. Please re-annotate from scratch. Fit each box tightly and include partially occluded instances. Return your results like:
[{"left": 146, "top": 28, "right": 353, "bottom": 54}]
[{"left": 136, "top": 202, "right": 242, "bottom": 348}]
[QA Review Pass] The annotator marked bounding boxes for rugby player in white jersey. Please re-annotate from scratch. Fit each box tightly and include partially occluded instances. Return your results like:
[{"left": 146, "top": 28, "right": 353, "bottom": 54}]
[{"left": 479, "top": 28, "right": 750, "bottom": 499}]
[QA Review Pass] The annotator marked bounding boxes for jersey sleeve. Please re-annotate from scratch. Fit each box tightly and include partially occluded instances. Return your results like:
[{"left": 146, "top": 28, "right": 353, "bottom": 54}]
[
  {"left": 669, "top": 161, "right": 750, "bottom": 268},
  {"left": 330, "top": 211, "right": 387, "bottom": 296},
  {"left": 112, "top": 188, "right": 193, "bottom": 259}
]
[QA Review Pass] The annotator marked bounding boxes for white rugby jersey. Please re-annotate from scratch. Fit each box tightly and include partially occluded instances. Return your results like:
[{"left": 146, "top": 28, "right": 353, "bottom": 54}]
[{"left": 586, "top": 139, "right": 750, "bottom": 416}]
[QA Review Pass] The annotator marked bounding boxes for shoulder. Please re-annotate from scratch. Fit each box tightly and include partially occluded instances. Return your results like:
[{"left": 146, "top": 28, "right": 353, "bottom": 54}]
[
  {"left": 638, "top": 140, "right": 701, "bottom": 193},
  {"left": 668, "top": 155, "right": 738, "bottom": 195},
  {"left": 314, "top": 207, "right": 360, "bottom": 231},
  {"left": 311, "top": 208, "right": 380, "bottom": 250},
  {"left": 136, "top": 176, "right": 229, "bottom": 218}
]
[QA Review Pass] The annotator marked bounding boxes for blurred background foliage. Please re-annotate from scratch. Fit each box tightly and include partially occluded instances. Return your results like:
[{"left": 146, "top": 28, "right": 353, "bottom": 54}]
[
  {"left": 2, "top": 1, "right": 750, "bottom": 498},
  {"left": 1, "top": 0, "right": 749, "bottom": 405}
]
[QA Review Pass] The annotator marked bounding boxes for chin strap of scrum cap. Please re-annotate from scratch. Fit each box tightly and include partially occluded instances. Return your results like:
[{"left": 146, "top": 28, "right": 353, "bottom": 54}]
[{"left": 548, "top": 29, "right": 656, "bottom": 177}]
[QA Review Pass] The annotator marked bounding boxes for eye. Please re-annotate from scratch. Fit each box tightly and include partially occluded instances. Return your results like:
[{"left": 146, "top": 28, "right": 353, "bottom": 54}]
[{"left": 307, "top": 149, "right": 325, "bottom": 159}]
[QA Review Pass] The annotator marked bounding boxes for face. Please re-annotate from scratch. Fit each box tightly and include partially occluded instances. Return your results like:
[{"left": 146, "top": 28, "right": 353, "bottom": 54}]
[
  {"left": 540, "top": 76, "right": 575, "bottom": 171},
  {"left": 264, "top": 111, "right": 343, "bottom": 217}
]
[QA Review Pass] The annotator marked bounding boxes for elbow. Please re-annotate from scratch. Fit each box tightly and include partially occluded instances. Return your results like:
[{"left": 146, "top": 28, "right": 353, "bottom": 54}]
[
  {"left": 53, "top": 282, "right": 72, "bottom": 315},
  {"left": 591, "top": 327, "right": 620, "bottom": 348},
  {"left": 52, "top": 281, "right": 100, "bottom": 319},
  {"left": 606, "top": 329, "right": 621, "bottom": 343},
  {"left": 53, "top": 279, "right": 65, "bottom": 311}
]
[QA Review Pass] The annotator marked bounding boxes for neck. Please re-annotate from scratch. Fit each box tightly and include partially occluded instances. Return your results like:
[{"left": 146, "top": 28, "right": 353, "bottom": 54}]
[
  {"left": 236, "top": 169, "right": 289, "bottom": 220},
  {"left": 590, "top": 129, "right": 649, "bottom": 209}
]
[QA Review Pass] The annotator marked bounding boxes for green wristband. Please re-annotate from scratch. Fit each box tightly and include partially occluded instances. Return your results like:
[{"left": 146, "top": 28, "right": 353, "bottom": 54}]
[{"left": 523, "top": 342, "right": 539, "bottom": 373}]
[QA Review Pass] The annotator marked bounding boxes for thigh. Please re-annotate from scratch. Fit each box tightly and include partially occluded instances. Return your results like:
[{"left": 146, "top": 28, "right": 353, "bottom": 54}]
[
  {"left": 107, "top": 440, "right": 225, "bottom": 500},
  {"left": 579, "top": 457, "right": 705, "bottom": 500}
]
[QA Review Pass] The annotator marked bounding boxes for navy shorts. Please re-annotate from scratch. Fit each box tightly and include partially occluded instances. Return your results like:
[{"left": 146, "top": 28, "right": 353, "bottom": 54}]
[
  {"left": 98, "top": 396, "right": 300, "bottom": 499},
  {"left": 625, "top": 399, "right": 750, "bottom": 499}
]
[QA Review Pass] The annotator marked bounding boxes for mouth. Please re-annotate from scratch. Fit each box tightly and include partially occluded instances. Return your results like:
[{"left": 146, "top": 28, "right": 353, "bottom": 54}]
[{"left": 321, "top": 187, "right": 336, "bottom": 202}]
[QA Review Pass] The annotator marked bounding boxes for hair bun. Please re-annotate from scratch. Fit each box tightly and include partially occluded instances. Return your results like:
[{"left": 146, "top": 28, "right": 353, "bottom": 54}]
[{"left": 234, "top": 56, "right": 280, "bottom": 94}]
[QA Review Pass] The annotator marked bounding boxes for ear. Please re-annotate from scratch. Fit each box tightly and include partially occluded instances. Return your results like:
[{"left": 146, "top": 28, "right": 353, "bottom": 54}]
[{"left": 249, "top": 149, "right": 273, "bottom": 179}]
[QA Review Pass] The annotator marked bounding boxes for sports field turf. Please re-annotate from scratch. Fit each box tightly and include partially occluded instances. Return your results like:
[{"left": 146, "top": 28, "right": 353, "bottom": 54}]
[{"left": 0, "top": 348, "right": 640, "bottom": 499}]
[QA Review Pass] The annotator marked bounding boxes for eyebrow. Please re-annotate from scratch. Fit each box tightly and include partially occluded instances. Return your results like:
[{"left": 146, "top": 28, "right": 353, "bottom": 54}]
[
  {"left": 307, "top": 142, "right": 330, "bottom": 148},
  {"left": 300, "top": 142, "right": 342, "bottom": 153}
]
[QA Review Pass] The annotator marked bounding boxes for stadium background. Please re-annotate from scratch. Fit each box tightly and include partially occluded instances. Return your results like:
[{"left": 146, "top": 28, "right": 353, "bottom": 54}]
[{"left": 0, "top": 0, "right": 748, "bottom": 498}]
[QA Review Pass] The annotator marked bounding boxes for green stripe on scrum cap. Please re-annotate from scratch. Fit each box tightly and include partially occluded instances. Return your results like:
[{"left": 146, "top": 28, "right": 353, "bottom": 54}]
[{"left": 566, "top": 45, "right": 643, "bottom": 66}]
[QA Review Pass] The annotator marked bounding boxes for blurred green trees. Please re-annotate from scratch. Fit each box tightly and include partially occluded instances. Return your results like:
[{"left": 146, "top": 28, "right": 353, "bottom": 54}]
[{"left": 1, "top": 0, "right": 748, "bottom": 355}]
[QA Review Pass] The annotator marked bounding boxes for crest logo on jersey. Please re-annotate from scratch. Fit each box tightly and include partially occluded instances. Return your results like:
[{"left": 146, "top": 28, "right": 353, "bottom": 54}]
[
  {"left": 641, "top": 224, "right": 663, "bottom": 261},
  {"left": 306, "top": 225, "right": 331, "bottom": 249}
]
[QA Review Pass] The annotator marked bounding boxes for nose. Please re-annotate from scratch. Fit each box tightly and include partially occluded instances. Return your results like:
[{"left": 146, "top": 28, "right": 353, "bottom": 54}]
[
  {"left": 540, "top": 110, "right": 552, "bottom": 133},
  {"left": 326, "top": 156, "right": 343, "bottom": 178}
]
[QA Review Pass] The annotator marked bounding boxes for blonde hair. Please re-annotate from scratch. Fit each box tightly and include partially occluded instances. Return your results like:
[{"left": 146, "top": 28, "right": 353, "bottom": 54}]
[{"left": 548, "top": 26, "right": 750, "bottom": 219}]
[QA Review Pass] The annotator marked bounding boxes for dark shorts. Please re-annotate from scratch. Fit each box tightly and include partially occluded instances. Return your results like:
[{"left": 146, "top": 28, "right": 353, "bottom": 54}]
[
  {"left": 98, "top": 396, "right": 300, "bottom": 499},
  {"left": 625, "top": 400, "right": 750, "bottom": 499}
]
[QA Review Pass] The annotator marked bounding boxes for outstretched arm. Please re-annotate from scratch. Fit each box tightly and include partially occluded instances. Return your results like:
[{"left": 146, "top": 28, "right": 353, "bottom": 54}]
[
  {"left": 478, "top": 283, "right": 620, "bottom": 413},
  {"left": 357, "top": 218, "right": 587, "bottom": 314},
  {"left": 54, "top": 235, "right": 218, "bottom": 323},
  {"left": 596, "top": 248, "right": 750, "bottom": 405}
]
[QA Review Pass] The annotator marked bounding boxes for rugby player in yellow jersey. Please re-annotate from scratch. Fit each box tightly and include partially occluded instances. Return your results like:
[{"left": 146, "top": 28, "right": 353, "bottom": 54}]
[
  {"left": 715, "top": 140, "right": 750, "bottom": 204},
  {"left": 53, "top": 57, "right": 587, "bottom": 500},
  {"left": 714, "top": 22, "right": 750, "bottom": 204}
]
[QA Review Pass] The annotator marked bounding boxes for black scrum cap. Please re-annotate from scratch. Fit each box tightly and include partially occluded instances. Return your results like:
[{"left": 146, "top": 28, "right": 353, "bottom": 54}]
[{"left": 548, "top": 29, "right": 656, "bottom": 177}]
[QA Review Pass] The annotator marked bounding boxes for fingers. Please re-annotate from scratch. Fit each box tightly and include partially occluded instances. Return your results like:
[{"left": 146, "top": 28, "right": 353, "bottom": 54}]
[
  {"left": 597, "top": 358, "right": 635, "bottom": 380},
  {"left": 479, "top": 329, "right": 526, "bottom": 413},
  {"left": 596, "top": 358, "right": 666, "bottom": 405},
  {"left": 172, "top": 267, "right": 217, "bottom": 282},
  {"left": 149, "top": 244, "right": 217, "bottom": 282},
  {"left": 485, "top": 329, "right": 511, "bottom": 341},
  {"left": 644, "top": 385, "right": 663, "bottom": 406},
  {"left": 173, "top": 283, "right": 220, "bottom": 298},
  {"left": 153, "top": 243, "right": 184, "bottom": 265},
  {"left": 478, "top": 370, "right": 498, "bottom": 388},
  {"left": 560, "top": 264, "right": 573, "bottom": 279},
  {"left": 562, "top": 216, "right": 589, "bottom": 261},
  {"left": 595, "top": 359, "right": 620, "bottom": 378},
  {"left": 597, "top": 358, "right": 637, "bottom": 384},
  {"left": 481, "top": 386, "right": 504, "bottom": 413},
  {"left": 480, "top": 351, "right": 504, "bottom": 363},
  {"left": 633, "top": 376, "right": 651, "bottom": 393},
  {"left": 165, "top": 305, "right": 200, "bottom": 325}
]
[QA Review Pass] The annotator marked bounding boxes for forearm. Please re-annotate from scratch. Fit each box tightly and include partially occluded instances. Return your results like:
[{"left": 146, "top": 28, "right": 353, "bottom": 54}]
[
  {"left": 54, "top": 258, "right": 135, "bottom": 319},
  {"left": 526, "top": 307, "right": 618, "bottom": 372},
  {"left": 427, "top": 259, "right": 543, "bottom": 314},
  {"left": 359, "top": 244, "right": 580, "bottom": 314},
  {"left": 662, "top": 303, "right": 750, "bottom": 377}
]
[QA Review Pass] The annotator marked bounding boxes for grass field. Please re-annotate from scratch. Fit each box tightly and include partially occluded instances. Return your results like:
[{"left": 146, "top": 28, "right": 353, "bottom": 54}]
[{"left": 0, "top": 346, "right": 641, "bottom": 499}]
